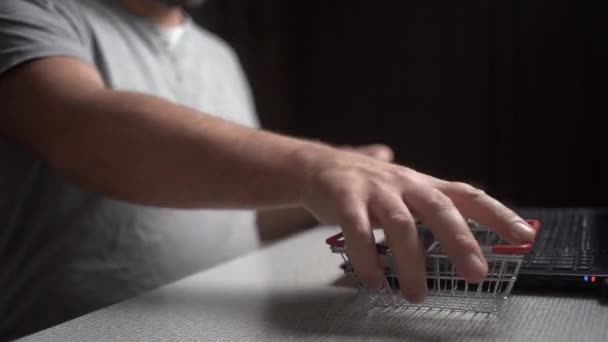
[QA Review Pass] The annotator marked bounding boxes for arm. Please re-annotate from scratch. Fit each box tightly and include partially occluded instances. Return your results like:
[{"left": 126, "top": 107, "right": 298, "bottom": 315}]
[
  {"left": 0, "top": 57, "right": 537, "bottom": 303},
  {"left": 0, "top": 58, "right": 312, "bottom": 209}
]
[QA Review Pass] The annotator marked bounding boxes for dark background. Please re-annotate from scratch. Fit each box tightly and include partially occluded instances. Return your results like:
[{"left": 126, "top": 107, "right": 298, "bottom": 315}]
[{"left": 190, "top": 0, "right": 606, "bottom": 208}]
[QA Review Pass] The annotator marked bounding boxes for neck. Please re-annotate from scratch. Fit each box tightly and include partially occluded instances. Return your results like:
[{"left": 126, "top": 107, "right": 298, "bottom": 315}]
[{"left": 118, "top": 0, "right": 184, "bottom": 27}]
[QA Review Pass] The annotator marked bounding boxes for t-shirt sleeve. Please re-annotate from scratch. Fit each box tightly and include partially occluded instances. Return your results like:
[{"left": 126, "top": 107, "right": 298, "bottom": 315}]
[{"left": 0, "top": 0, "right": 94, "bottom": 76}]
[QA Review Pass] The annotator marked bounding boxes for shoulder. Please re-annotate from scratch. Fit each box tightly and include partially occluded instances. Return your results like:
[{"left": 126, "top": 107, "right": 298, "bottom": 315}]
[
  {"left": 0, "top": 0, "right": 90, "bottom": 37},
  {"left": 0, "top": 0, "right": 93, "bottom": 77},
  {"left": 0, "top": 0, "right": 83, "bottom": 15}
]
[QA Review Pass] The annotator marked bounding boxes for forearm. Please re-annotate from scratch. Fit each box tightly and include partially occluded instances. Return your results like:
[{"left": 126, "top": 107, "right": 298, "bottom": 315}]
[{"left": 53, "top": 90, "right": 326, "bottom": 208}]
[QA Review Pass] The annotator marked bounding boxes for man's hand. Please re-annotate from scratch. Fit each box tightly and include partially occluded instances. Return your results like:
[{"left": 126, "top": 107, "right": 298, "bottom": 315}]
[
  {"left": 256, "top": 144, "right": 394, "bottom": 241},
  {"left": 298, "top": 144, "right": 536, "bottom": 303}
]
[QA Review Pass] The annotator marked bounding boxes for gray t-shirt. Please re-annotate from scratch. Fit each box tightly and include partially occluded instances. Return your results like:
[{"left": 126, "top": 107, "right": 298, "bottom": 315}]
[{"left": 0, "top": 0, "right": 261, "bottom": 339}]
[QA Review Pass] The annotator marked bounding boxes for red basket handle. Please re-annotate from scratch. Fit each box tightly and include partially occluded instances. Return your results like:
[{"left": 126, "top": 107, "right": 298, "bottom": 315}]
[
  {"left": 326, "top": 219, "right": 541, "bottom": 255},
  {"left": 325, "top": 231, "right": 389, "bottom": 253},
  {"left": 490, "top": 219, "right": 541, "bottom": 254},
  {"left": 325, "top": 231, "right": 345, "bottom": 247}
]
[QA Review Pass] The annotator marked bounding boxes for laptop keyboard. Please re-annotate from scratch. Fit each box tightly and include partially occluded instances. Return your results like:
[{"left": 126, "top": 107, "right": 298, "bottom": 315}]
[{"left": 519, "top": 208, "right": 595, "bottom": 272}]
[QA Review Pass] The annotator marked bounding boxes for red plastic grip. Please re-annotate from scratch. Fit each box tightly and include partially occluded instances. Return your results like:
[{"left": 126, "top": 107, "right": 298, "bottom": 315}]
[
  {"left": 490, "top": 219, "right": 541, "bottom": 255},
  {"left": 325, "top": 231, "right": 345, "bottom": 247},
  {"left": 325, "top": 231, "right": 388, "bottom": 253}
]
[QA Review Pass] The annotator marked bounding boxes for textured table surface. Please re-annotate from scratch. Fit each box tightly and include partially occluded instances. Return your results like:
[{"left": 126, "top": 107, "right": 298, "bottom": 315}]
[{"left": 18, "top": 227, "right": 608, "bottom": 342}]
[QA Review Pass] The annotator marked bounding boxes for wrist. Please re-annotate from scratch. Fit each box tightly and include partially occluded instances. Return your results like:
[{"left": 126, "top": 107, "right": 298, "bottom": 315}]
[{"left": 289, "top": 139, "right": 336, "bottom": 205}]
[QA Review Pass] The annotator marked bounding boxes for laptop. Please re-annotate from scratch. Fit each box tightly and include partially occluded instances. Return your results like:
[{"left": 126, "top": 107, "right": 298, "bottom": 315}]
[{"left": 512, "top": 207, "right": 608, "bottom": 296}]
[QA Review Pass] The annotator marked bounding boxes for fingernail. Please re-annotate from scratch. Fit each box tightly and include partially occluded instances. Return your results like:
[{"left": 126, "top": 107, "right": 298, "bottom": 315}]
[
  {"left": 466, "top": 253, "right": 488, "bottom": 280},
  {"left": 403, "top": 288, "right": 427, "bottom": 304},
  {"left": 513, "top": 222, "right": 536, "bottom": 241}
]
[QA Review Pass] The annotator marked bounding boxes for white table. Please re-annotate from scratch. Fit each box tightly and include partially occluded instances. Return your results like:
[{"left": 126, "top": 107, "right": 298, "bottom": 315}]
[{"left": 17, "top": 227, "right": 608, "bottom": 341}]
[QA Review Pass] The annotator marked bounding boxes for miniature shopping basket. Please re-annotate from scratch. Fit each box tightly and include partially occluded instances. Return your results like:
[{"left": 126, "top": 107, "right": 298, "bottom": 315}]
[{"left": 326, "top": 218, "right": 540, "bottom": 314}]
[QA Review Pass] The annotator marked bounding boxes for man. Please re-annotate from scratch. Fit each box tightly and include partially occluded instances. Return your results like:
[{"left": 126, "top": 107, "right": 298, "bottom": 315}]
[{"left": 0, "top": 0, "right": 537, "bottom": 340}]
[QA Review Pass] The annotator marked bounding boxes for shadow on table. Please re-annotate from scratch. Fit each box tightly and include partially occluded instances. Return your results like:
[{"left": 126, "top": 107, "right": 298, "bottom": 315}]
[
  {"left": 264, "top": 274, "right": 501, "bottom": 341},
  {"left": 137, "top": 276, "right": 502, "bottom": 341},
  {"left": 262, "top": 288, "right": 501, "bottom": 342}
]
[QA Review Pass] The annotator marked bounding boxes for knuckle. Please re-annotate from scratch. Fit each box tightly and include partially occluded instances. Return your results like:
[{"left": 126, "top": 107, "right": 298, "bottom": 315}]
[
  {"left": 426, "top": 189, "right": 455, "bottom": 212},
  {"left": 368, "top": 179, "right": 398, "bottom": 198},
  {"left": 386, "top": 211, "right": 415, "bottom": 226},
  {"left": 373, "top": 145, "right": 394, "bottom": 160},
  {"left": 367, "top": 178, "right": 387, "bottom": 192},
  {"left": 451, "top": 182, "right": 486, "bottom": 200},
  {"left": 396, "top": 166, "right": 418, "bottom": 180},
  {"left": 394, "top": 168, "right": 426, "bottom": 193}
]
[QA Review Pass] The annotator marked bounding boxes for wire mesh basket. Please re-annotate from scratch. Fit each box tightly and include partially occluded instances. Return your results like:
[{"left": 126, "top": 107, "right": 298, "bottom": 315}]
[{"left": 326, "top": 219, "right": 540, "bottom": 314}]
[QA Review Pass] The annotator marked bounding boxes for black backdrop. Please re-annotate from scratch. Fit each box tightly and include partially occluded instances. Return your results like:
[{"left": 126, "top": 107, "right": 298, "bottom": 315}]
[{"left": 190, "top": 0, "right": 607, "bottom": 207}]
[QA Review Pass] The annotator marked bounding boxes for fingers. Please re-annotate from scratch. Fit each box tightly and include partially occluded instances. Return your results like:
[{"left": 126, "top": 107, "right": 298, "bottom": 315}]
[
  {"left": 338, "top": 195, "right": 384, "bottom": 289},
  {"left": 406, "top": 186, "right": 488, "bottom": 283},
  {"left": 438, "top": 181, "right": 537, "bottom": 244},
  {"left": 370, "top": 193, "right": 427, "bottom": 303}
]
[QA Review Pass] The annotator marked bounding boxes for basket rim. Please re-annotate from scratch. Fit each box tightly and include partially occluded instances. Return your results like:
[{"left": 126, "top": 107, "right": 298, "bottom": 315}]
[{"left": 325, "top": 219, "right": 541, "bottom": 256}]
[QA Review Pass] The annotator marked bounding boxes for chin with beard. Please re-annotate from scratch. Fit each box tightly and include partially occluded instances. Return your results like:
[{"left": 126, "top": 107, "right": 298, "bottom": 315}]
[{"left": 156, "top": 0, "right": 206, "bottom": 7}]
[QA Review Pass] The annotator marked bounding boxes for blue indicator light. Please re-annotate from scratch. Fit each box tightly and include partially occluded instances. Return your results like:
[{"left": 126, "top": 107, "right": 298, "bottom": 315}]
[{"left": 584, "top": 276, "right": 589, "bottom": 282}]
